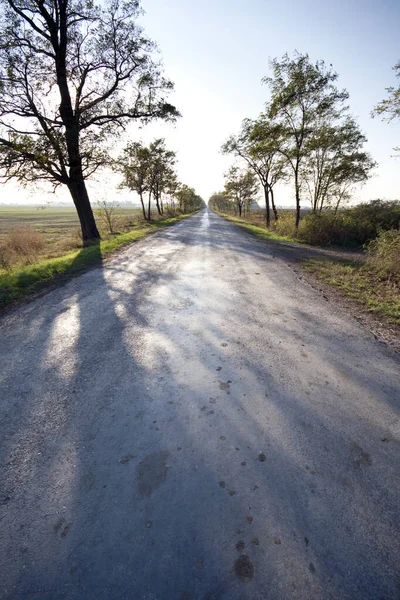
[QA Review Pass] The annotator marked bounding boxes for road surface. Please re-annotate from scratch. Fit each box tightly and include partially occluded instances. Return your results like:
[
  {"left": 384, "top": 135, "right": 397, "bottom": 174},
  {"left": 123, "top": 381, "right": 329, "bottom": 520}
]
[{"left": 1, "top": 209, "right": 399, "bottom": 600}]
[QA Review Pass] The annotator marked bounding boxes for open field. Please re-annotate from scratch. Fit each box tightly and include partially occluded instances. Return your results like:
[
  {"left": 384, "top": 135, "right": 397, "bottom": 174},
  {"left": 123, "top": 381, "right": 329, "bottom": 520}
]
[{"left": 0, "top": 204, "right": 142, "bottom": 239}]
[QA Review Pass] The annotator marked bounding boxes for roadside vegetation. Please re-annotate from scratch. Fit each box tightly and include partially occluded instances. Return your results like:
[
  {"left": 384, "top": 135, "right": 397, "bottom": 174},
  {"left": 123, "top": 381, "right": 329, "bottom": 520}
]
[
  {"left": 304, "top": 227, "right": 400, "bottom": 325},
  {"left": 0, "top": 210, "right": 199, "bottom": 309}
]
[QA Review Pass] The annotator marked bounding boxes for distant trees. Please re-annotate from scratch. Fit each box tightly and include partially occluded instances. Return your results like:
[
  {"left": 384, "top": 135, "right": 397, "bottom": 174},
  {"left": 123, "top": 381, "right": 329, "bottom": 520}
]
[
  {"left": 223, "top": 167, "right": 259, "bottom": 217},
  {"left": 175, "top": 185, "right": 205, "bottom": 213},
  {"left": 0, "top": 0, "right": 178, "bottom": 243},
  {"left": 208, "top": 192, "right": 234, "bottom": 213},
  {"left": 222, "top": 52, "right": 375, "bottom": 228},
  {"left": 120, "top": 139, "right": 204, "bottom": 218},
  {"left": 372, "top": 61, "right": 400, "bottom": 155}
]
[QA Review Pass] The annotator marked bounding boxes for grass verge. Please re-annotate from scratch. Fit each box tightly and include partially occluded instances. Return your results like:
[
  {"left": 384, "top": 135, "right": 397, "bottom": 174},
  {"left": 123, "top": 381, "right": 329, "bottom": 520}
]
[
  {"left": 217, "top": 212, "right": 296, "bottom": 243},
  {"left": 303, "top": 259, "right": 400, "bottom": 326},
  {"left": 0, "top": 213, "right": 194, "bottom": 310}
]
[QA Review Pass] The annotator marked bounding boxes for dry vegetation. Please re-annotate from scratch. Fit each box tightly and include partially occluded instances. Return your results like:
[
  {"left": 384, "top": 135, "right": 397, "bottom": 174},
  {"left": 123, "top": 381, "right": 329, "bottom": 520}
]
[{"left": 0, "top": 205, "right": 156, "bottom": 269}]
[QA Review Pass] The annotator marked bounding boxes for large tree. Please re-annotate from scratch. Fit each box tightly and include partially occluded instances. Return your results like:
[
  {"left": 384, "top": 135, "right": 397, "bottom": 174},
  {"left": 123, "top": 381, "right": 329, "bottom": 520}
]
[
  {"left": 264, "top": 53, "right": 348, "bottom": 228},
  {"left": 0, "top": 0, "right": 179, "bottom": 242}
]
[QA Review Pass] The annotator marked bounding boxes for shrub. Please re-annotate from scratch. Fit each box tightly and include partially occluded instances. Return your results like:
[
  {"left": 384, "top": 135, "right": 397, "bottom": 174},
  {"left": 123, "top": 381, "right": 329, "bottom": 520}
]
[
  {"left": 0, "top": 227, "right": 45, "bottom": 269},
  {"left": 295, "top": 200, "right": 400, "bottom": 247},
  {"left": 365, "top": 229, "right": 400, "bottom": 283},
  {"left": 273, "top": 212, "right": 297, "bottom": 237}
]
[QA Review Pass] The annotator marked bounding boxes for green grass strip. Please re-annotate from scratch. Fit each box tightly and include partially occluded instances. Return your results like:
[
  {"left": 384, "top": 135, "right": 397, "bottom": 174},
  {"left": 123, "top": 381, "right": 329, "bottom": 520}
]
[{"left": 0, "top": 213, "right": 194, "bottom": 310}]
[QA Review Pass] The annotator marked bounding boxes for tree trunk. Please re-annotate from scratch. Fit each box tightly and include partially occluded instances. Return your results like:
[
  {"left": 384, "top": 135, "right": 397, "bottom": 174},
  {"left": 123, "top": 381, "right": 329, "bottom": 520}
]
[
  {"left": 238, "top": 203, "right": 242, "bottom": 217},
  {"left": 270, "top": 186, "right": 278, "bottom": 221},
  {"left": 139, "top": 193, "right": 147, "bottom": 220},
  {"left": 54, "top": 14, "right": 100, "bottom": 244},
  {"left": 147, "top": 192, "right": 152, "bottom": 220},
  {"left": 263, "top": 185, "right": 271, "bottom": 228},
  {"left": 294, "top": 167, "right": 301, "bottom": 229},
  {"left": 68, "top": 172, "right": 100, "bottom": 243},
  {"left": 155, "top": 195, "right": 162, "bottom": 215}
]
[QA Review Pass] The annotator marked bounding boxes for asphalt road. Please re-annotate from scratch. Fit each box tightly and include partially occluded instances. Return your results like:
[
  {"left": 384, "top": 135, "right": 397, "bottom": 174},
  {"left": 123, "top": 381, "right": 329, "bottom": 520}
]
[{"left": 1, "top": 209, "right": 399, "bottom": 600}]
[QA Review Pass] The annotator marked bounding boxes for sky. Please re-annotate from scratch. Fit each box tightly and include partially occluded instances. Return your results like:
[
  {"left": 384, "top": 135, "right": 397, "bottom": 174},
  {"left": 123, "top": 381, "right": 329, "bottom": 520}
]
[{"left": 2, "top": 0, "right": 400, "bottom": 207}]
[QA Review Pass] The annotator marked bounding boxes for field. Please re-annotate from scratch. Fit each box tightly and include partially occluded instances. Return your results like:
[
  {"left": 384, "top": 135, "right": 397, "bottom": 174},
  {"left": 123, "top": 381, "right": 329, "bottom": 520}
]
[{"left": 0, "top": 205, "right": 141, "bottom": 240}]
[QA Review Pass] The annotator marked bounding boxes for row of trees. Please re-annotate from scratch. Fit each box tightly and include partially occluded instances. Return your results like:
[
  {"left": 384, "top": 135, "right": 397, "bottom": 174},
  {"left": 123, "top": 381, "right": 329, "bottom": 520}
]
[
  {"left": 119, "top": 138, "right": 204, "bottom": 220},
  {"left": 220, "top": 53, "right": 376, "bottom": 228}
]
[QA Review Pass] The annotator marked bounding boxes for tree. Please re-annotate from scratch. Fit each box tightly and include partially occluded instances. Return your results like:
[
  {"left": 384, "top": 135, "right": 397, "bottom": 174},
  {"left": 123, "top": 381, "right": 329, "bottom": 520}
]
[
  {"left": 119, "top": 141, "right": 152, "bottom": 220},
  {"left": 120, "top": 138, "right": 179, "bottom": 220},
  {"left": 95, "top": 200, "right": 120, "bottom": 235},
  {"left": 264, "top": 53, "right": 348, "bottom": 228},
  {"left": 0, "top": 0, "right": 179, "bottom": 243},
  {"left": 222, "top": 118, "right": 286, "bottom": 227},
  {"left": 302, "top": 117, "right": 376, "bottom": 212},
  {"left": 372, "top": 61, "right": 400, "bottom": 155},
  {"left": 224, "top": 167, "right": 258, "bottom": 217},
  {"left": 148, "top": 139, "right": 176, "bottom": 216}
]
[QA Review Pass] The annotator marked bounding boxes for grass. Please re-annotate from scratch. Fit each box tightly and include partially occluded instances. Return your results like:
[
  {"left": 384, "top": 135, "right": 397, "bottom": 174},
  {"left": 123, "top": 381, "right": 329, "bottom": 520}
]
[
  {"left": 217, "top": 212, "right": 297, "bottom": 243},
  {"left": 0, "top": 213, "right": 193, "bottom": 310},
  {"left": 303, "top": 259, "right": 400, "bottom": 325}
]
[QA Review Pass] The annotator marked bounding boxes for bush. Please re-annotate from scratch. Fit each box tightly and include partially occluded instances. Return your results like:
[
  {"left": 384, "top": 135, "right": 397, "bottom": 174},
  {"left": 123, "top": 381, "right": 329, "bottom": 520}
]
[
  {"left": 365, "top": 229, "right": 400, "bottom": 283},
  {"left": 0, "top": 227, "right": 45, "bottom": 269},
  {"left": 296, "top": 212, "right": 354, "bottom": 245},
  {"left": 295, "top": 200, "right": 400, "bottom": 247},
  {"left": 273, "top": 212, "right": 297, "bottom": 237}
]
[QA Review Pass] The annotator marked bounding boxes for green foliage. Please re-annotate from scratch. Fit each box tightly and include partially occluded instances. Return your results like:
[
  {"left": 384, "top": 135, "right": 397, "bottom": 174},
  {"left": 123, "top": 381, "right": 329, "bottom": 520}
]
[
  {"left": 264, "top": 52, "right": 350, "bottom": 226},
  {"left": 0, "top": 0, "right": 179, "bottom": 240},
  {"left": 175, "top": 184, "right": 205, "bottom": 213},
  {"left": 219, "top": 199, "right": 400, "bottom": 248},
  {"left": 208, "top": 192, "right": 235, "bottom": 213},
  {"left": 119, "top": 139, "right": 203, "bottom": 218}
]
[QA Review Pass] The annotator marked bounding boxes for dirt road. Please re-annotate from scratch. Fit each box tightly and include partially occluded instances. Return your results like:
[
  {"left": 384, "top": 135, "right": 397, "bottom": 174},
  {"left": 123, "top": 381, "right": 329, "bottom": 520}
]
[{"left": 1, "top": 209, "right": 399, "bottom": 599}]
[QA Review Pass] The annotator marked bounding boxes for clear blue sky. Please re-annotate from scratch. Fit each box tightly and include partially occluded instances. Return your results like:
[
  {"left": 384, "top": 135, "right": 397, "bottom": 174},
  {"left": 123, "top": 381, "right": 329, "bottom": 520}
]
[{"left": 4, "top": 0, "right": 400, "bottom": 206}]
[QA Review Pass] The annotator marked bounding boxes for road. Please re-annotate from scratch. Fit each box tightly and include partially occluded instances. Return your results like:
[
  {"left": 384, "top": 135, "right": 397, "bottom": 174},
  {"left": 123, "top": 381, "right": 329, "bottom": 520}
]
[{"left": 1, "top": 209, "right": 399, "bottom": 600}]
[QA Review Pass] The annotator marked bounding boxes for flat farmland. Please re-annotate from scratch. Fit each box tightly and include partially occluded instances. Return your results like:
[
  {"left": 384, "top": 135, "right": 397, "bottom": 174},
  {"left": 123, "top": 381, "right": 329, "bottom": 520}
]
[{"left": 0, "top": 205, "right": 142, "bottom": 241}]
